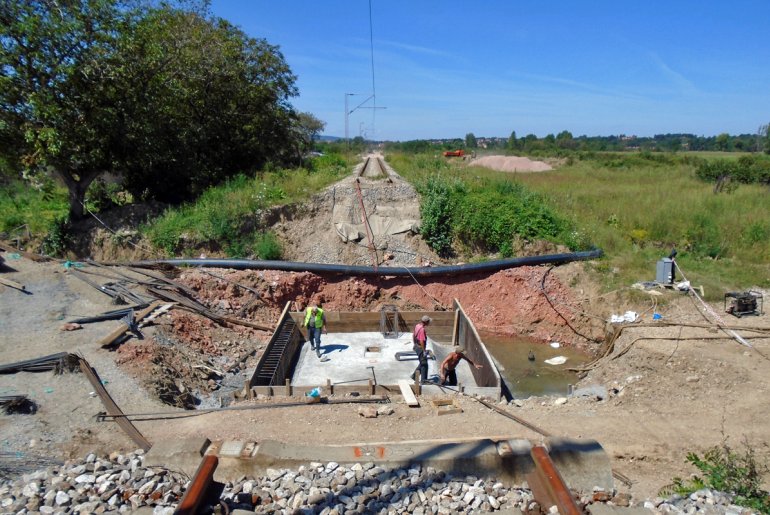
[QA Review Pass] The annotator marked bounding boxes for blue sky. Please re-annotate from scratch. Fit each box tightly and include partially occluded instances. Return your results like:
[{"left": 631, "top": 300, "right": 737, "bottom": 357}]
[{"left": 210, "top": 1, "right": 770, "bottom": 141}]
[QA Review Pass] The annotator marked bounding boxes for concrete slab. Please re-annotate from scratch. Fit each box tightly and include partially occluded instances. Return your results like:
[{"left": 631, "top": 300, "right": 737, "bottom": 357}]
[
  {"left": 546, "top": 437, "right": 615, "bottom": 494},
  {"left": 211, "top": 437, "right": 540, "bottom": 486},
  {"left": 291, "top": 332, "right": 480, "bottom": 389},
  {"left": 588, "top": 505, "right": 653, "bottom": 515},
  {"left": 142, "top": 437, "right": 210, "bottom": 477}
]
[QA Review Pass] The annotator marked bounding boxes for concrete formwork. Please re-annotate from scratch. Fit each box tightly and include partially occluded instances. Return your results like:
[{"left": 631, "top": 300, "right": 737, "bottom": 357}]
[{"left": 248, "top": 303, "right": 502, "bottom": 400}]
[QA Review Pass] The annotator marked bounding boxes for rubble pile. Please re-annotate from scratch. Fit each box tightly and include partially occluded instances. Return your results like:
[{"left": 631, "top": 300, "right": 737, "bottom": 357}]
[
  {"left": 0, "top": 450, "right": 185, "bottom": 514},
  {"left": 0, "top": 452, "right": 759, "bottom": 514}
]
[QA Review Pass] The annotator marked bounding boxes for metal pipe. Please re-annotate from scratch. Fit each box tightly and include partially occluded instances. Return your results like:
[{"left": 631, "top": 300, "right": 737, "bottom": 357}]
[{"left": 121, "top": 248, "right": 603, "bottom": 278}]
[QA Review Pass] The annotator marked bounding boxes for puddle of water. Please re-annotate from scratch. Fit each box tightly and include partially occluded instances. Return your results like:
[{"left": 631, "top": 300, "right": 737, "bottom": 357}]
[{"left": 481, "top": 333, "right": 589, "bottom": 399}]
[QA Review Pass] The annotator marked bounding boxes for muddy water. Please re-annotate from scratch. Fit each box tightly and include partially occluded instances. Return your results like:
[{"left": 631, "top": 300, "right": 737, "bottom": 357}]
[{"left": 481, "top": 333, "right": 588, "bottom": 399}]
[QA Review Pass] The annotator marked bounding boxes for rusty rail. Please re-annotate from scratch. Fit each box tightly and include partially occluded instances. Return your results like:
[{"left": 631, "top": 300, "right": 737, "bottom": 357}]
[
  {"left": 354, "top": 178, "right": 378, "bottom": 271},
  {"left": 174, "top": 454, "right": 219, "bottom": 515},
  {"left": 78, "top": 357, "right": 152, "bottom": 451},
  {"left": 527, "top": 445, "right": 582, "bottom": 515}
]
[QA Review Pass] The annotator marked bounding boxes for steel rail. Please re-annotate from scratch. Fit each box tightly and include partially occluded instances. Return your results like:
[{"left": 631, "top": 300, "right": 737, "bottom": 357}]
[
  {"left": 174, "top": 454, "right": 218, "bottom": 515},
  {"left": 78, "top": 357, "right": 152, "bottom": 451},
  {"left": 527, "top": 445, "right": 582, "bottom": 515}
]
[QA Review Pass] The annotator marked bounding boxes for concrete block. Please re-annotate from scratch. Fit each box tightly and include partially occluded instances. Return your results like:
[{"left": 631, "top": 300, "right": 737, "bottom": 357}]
[
  {"left": 545, "top": 437, "right": 614, "bottom": 494},
  {"left": 588, "top": 504, "right": 653, "bottom": 515}
]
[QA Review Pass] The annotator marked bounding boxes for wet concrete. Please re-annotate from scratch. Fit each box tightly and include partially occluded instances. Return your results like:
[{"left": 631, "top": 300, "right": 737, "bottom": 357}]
[{"left": 291, "top": 332, "right": 477, "bottom": 388}]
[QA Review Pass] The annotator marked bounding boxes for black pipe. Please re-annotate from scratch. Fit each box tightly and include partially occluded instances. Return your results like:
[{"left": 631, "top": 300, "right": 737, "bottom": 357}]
[{"left": 122, "top": 248, "right": 602, "bottom": 278}]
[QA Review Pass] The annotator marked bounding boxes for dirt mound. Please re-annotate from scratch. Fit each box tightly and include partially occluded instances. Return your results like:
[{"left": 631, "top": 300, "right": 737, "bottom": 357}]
[
  {"left": 175, "top": 264, "right": 604, "bottom": 350},
  {"left": 471, "top": 155, "right": 553, "bottom": 173},
  {"left": 273, "top": 155, "right": 445, "bottom": 268}
]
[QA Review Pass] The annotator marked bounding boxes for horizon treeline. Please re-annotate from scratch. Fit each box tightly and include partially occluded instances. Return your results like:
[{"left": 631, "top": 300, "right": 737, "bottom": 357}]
[{"left": 326, "top": 130, "right": 769, "bottom": 155}]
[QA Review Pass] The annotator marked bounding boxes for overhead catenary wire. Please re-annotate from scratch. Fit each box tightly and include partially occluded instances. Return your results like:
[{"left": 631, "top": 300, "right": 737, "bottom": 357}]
[{"left": 368, "top": 0, "right": 377, "bottom": 138}]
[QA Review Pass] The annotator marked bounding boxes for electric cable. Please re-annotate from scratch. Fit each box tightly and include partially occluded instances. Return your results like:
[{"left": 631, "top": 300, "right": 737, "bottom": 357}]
[{"left": 539, "top": 267, "right": 599, "bottom": 342}]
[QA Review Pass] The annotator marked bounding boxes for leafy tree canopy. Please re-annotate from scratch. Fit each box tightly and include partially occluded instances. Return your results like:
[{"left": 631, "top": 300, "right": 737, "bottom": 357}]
[{"left": 1, "top": 0, "right": 308, "bottom": 219}]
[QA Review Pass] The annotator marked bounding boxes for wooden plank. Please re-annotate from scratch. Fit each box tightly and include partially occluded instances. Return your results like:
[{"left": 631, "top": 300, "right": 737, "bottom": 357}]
[
  {"left": 0, "top": 276, "right": 26, "bottom": 292},
  {"left": 99, "top": 301, "right": 163, "bottom": 347},
  {"left": 398, "top": 379, "right": 419, "bottom": 407},
  {"left": 432, "top": 399, "right": 463, "bottom": 416},
  {"left": 78, "top": 357, "right": 151, "bottom": 451}
]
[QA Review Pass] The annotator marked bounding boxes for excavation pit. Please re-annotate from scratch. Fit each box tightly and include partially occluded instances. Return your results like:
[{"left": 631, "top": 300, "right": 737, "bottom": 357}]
[{"left": 248, "top": 300, "right": 502, "bottom": 399}]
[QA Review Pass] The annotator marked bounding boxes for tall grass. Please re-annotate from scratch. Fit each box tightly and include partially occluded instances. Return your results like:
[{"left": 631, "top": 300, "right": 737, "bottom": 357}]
[
  {"left": 0, "top": 181, "right": 68, "bottom": 236},
  {"left": 144, "top": 154, "right": 353, "bottom": 256},
  {"left": 504, "top": 157, "right": 770, "bottom": 295},
  {"left": 387, "top": 153, "right": 579, "bottom": 258}
]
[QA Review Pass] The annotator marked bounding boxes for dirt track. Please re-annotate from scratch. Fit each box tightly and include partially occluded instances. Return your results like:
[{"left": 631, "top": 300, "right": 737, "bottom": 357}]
[{"left": 1, "top": 156, "right": 769, "bottom": 501}]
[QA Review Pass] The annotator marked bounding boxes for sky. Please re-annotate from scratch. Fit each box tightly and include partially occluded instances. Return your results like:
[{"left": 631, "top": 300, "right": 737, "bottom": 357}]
[{"left": 209, "top": 1, "right": 770, "bottom": 141}]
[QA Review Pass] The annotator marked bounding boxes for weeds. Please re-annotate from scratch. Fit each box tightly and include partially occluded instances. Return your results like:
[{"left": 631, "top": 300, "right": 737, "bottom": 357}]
[
  {"left": 0, "top": 180, "right": 68, "bottom": 236},
  {"left": 253, "top": 231, "right": 281, "bottom": 260},
  {"left": 40, "top": 215, "right": 70, "bottom": 257},
  {"left": 144, "top": 153, "right": 353, "bottom": 256},
  {"left": 418, "top": 175, "right": 454, "bottom": 256},
  {"left": 661, "top": 437, "right": 770, "bottom": 513},
  {"left": 392, "top": 153, "right": 575, "bottom": 258}
]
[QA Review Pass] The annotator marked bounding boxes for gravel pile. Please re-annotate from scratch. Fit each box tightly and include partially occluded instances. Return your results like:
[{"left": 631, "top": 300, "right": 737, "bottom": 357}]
[{"left": 0, "top": 451, "right": 760, "bottom": 514}]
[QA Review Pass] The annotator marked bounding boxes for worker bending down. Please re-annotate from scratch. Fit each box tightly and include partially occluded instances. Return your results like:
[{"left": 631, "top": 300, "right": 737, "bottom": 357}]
[{"left": 439, "top": 347, "right": 483, "bottom": 386}]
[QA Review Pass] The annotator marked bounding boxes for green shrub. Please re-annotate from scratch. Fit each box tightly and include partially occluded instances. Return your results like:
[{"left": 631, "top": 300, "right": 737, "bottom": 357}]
[
  {"left": 418, "top": 175, "right": 454, "bottom": 256},
  {"left": 453, "top": 186, "right": 568, "bottom": 256},
  {"left": 253, "top": 231, "right": 281, "bottom": 260},
  {"left": 696, "top": 155, "right": 770, "bottom": 185},
  {"left": 40, "top": 215, "right": 70, "bottom": 257},
  {"left": 742, "top": 222, "right": 770, "bottom": 245},
  {"left": 86, "top": 179, "right": 131, "bottom": 211},
  {"left": 685, "top": 214, "right": 726, "bottom": 258},
  {"left": 661, "top": 438, "right": 770, "bottom": 513}
]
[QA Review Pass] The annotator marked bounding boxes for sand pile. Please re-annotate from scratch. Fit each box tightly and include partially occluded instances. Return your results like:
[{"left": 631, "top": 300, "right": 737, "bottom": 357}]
[{"left": 471, "top": 155, "right": 552, "bottom": 172}]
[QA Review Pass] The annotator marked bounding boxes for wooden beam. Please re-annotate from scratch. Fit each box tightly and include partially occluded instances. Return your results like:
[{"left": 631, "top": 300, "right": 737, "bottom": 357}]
[
  {"left": 398, "top": 379, "right": 419, "bottom": 407},
  {"left": 99, "top": 301, "right": 163, "bottom": 347},
  {"left": 0, "top": 276, "right": 26, "bottom": 292}
]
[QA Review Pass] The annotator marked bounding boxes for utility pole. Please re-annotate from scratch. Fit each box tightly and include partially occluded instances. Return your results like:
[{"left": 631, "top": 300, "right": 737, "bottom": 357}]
[
  {"left": 344, "top": 93, "right": 358, "bottom": 150},
  {"left": 345, "top": 92, "right": 386, "bottom": 151}
]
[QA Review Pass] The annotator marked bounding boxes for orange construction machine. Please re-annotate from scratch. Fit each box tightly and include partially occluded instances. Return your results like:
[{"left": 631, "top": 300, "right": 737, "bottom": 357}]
[{"left": 442, "top": 149, "right": 465, "bottom": 157}]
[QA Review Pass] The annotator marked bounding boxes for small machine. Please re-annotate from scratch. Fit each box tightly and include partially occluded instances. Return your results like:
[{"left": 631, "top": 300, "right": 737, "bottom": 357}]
[
  {"left": 655, "top": 249, "right": 678, "bottom": 285},
  {"left": 724, "top": 291, "right": 763, "bottom": 318}
]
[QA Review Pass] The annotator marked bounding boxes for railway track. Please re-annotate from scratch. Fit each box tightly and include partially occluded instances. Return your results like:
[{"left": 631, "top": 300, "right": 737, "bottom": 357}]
[{"left": 358, "top": 155, "right": 393, "bottom": 182}]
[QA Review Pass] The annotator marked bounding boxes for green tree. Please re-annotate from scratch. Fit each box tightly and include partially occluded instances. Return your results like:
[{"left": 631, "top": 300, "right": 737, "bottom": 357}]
[
  {"left": 465, "top": 132, "right": 477, "bottom": 148},
  {"left": 0, "top": 0, "right": 134, "bottom": 219},
  {"left": 507, "top": 131, "right": 518, "bottom": 151},
  {"left": 716, "top": 133, "right": 731, "bottom": 152},
  {"left": 1, "top": 0, "right": 301, "bottom": 218},
  {"left": 112, "top": 6, "right": 299, "bottom": 204},
  {"left": 294, "top": 112, "right": 326, "bottom": 158},
  {"left": 556, "top": 130, "right": 574, "bottom": 150}
]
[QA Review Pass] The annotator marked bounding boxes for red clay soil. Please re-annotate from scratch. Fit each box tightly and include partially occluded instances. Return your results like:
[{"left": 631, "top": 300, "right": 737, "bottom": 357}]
[{"left": 176, "top": 264, "right": 604, "bottom": 351}]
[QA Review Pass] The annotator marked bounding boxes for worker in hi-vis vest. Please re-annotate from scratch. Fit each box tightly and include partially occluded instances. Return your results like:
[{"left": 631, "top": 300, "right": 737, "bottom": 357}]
[{"left": 303, "top": 304, "right": 329, "bottom": 362}]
